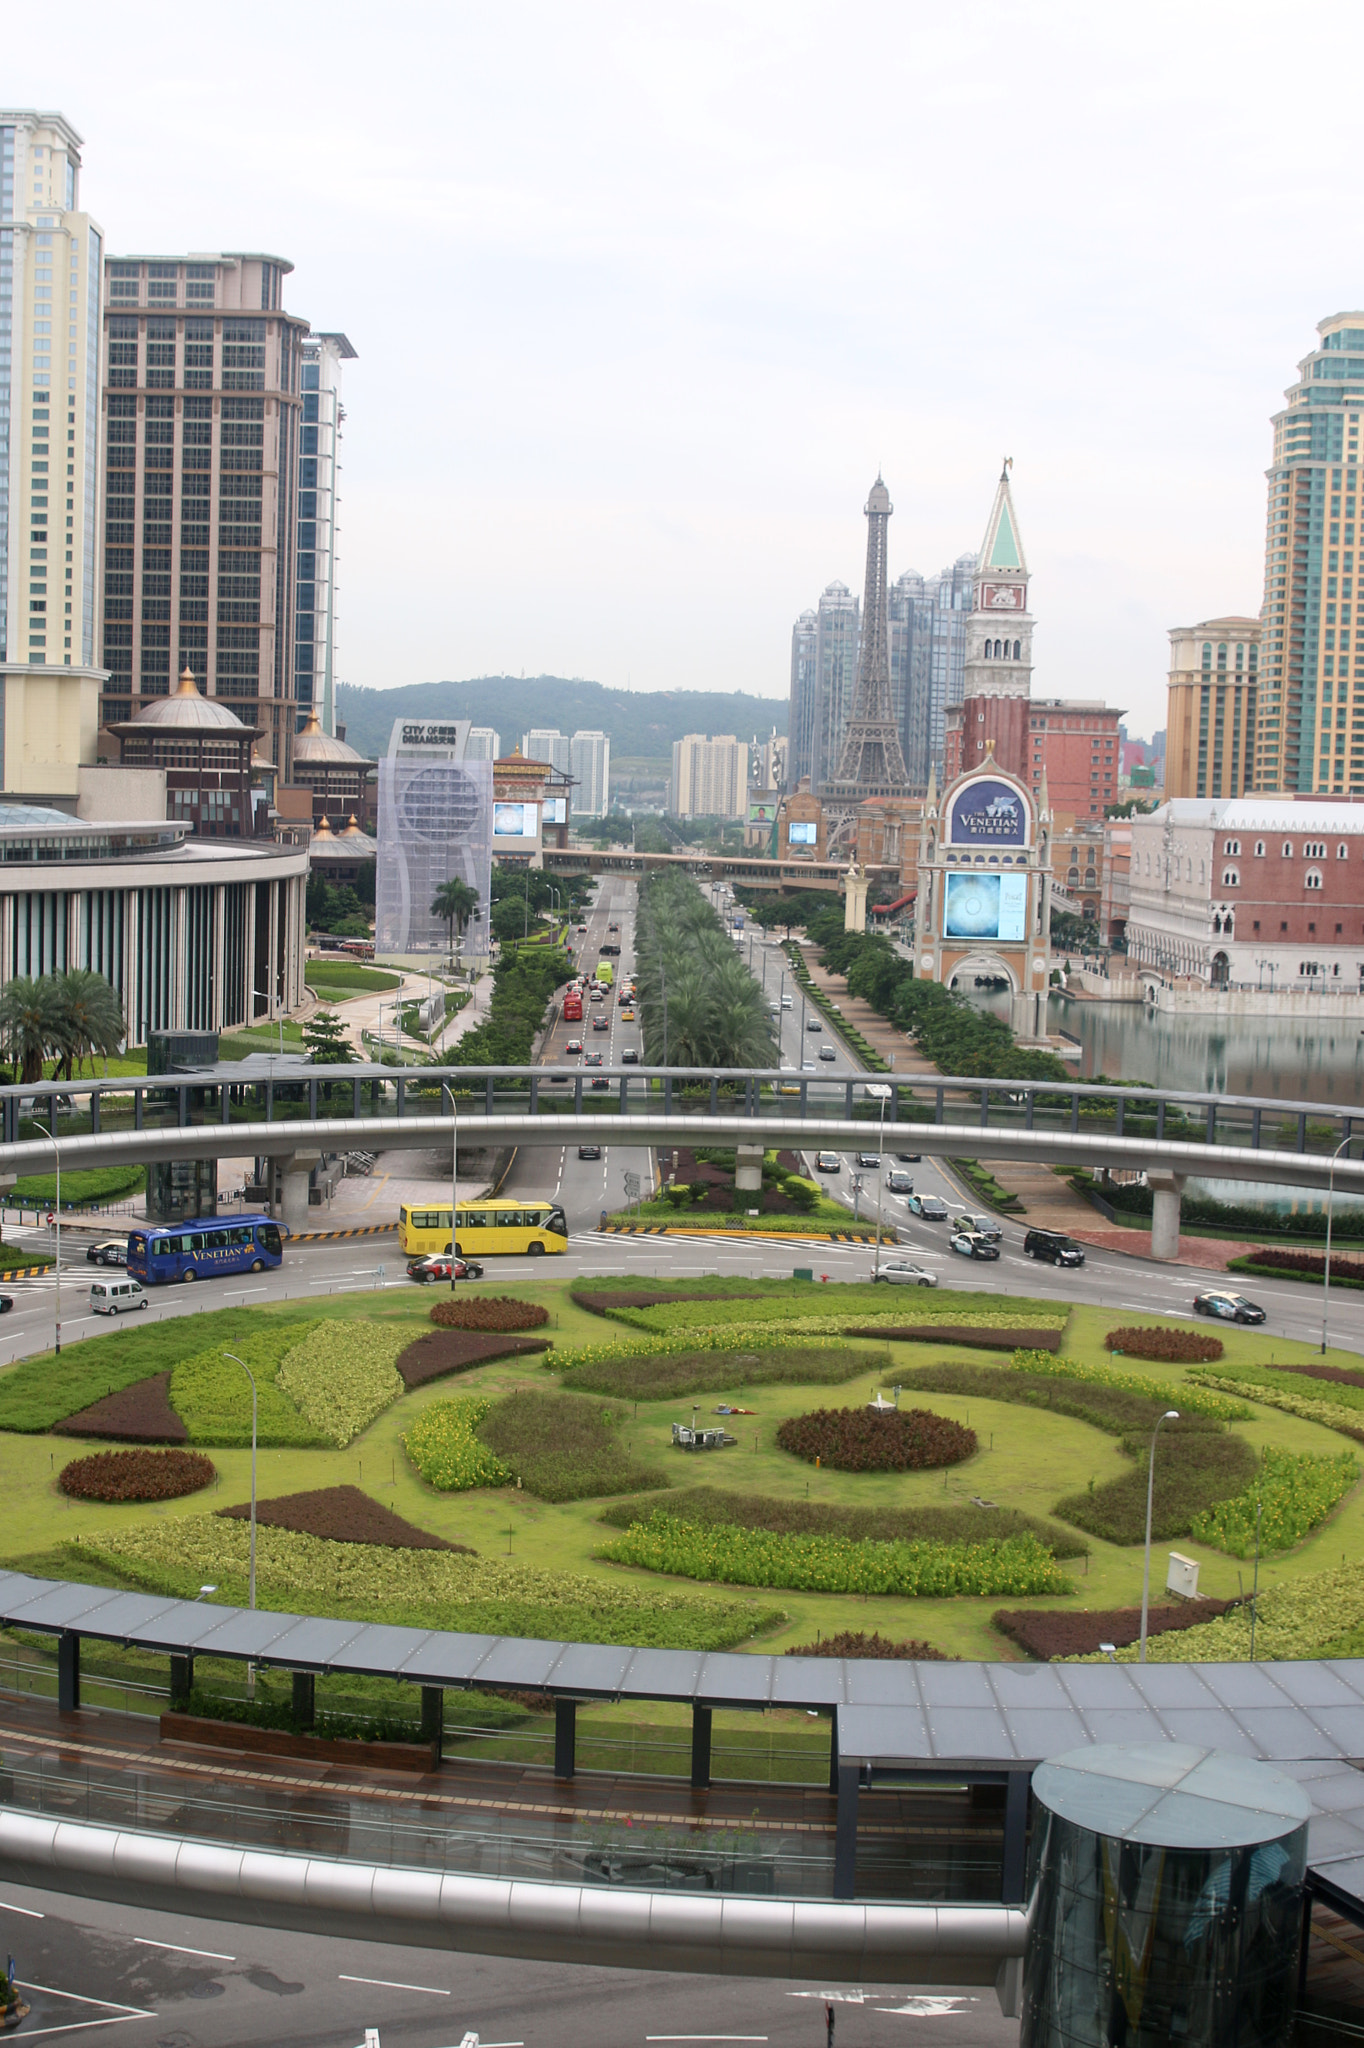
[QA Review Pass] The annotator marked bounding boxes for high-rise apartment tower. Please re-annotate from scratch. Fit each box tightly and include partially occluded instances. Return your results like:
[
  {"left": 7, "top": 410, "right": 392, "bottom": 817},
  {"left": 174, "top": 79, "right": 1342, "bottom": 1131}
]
[
  {"left": 1255, "top": 313, "right": 1364, "bottom": 795},
  {"left": 1165, "top": 617, "right": 1259, "bottom": 800},
  {"left": 99, "top": 250, "right": 310, "bottom": 775},
  {"left": 0, "top": 110, "right": 105, "bottom": 797},
  {"left": 570, "top": 728, "right": 610, "bottom": 816},
  {"left": 295, "top": 330, "right": 356, "bottom": 736}
]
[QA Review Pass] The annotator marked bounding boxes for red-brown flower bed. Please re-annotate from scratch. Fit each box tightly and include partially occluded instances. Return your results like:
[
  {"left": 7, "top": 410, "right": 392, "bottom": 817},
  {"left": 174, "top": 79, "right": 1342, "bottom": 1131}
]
[
  {"left": 843, "top": 1324, "right": 1062, "bottom": 1353},
  {"left": 1104, "top": 1327, "right": 1225, "bottom": 1363},
  {"left": 571, "top": 1290, "right": 735, "bottom": 1316},
  {"left": 54, "top": 1371, "right": 187, "bottom": 1443},
  {"left": 786, "top": 1631, "right": 949, "bottom": 1661},
  {"left": 59, "top": 1447, "right": 215, "bottom": 1503},
  {"left": 429, "top": 1296, "right": 550, "bottom": 1332},
  {"left": 1245, "top": 1248, "right": 1364, "bottom": 1283},
  {"left": 395, "top": 1329, "right": 552, "bottom": 1390},
  {"left": 776, "top": 1405, "right": 975, "bottom": 1472},
  {"left": 1279, "top": 1361, "right": 1364, "bottom": 1393},
  {"left": 992, "top": 1599, "right": 1235, "bottom": 1661},
  {"left": 220, "top": 1484, "right": 471, "bottom": 1552}
]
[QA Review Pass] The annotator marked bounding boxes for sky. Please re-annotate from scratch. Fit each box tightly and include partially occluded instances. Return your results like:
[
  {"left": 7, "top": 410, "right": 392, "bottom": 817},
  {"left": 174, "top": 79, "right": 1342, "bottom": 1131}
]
[{"left": 9, "top": 0, "right": 1363, "bottom": 734}]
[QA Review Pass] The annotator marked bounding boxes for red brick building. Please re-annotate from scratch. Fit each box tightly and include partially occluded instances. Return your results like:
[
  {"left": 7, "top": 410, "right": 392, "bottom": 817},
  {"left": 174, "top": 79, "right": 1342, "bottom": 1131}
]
[{"left": 1027, "top": 699, "right": 1123, "bottom": 816}]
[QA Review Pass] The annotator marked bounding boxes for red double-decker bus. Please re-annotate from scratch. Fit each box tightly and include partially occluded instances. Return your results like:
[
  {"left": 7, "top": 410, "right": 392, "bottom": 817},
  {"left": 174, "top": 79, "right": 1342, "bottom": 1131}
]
[{"left": 562, "top": 987, "right": 583, "bottom": 1022}]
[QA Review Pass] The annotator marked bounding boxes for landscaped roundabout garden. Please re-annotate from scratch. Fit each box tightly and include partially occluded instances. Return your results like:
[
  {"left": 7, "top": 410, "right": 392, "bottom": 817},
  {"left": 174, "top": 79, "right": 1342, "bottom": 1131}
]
[{"left": 3, "top": 1271, "right": 1364, "bottom": 1775}]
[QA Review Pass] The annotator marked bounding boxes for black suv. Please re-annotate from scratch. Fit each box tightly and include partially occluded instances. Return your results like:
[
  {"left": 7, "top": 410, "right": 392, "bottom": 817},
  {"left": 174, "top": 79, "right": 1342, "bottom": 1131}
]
[{"left": 1024, "top": 1228, "right": 1085, "bottom": 1267}]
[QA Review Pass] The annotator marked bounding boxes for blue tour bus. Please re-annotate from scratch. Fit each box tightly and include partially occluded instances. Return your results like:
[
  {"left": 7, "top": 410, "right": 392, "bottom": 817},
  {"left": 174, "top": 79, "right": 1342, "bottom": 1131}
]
[{"left": 127, "top": 1214, "right": 284, "bottom": 1286}]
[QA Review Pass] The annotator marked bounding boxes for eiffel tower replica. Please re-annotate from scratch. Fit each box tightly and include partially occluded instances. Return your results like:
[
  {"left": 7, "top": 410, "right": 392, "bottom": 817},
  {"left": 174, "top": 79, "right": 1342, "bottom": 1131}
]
[{"left": 821, "top": 476, "right": 912, "bottom": 850}]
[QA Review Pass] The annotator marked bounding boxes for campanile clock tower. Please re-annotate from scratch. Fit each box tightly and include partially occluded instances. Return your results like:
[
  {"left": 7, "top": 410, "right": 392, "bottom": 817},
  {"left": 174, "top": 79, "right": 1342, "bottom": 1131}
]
[{"left": 945, "top": 461, "right": 1035, "bottom": 782}]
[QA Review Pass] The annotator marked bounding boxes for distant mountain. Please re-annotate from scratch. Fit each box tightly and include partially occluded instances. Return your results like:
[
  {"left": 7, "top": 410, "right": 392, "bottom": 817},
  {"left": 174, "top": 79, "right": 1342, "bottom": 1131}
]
[{"left": 335, "top": 677, "right": 787, "bottom": 764}]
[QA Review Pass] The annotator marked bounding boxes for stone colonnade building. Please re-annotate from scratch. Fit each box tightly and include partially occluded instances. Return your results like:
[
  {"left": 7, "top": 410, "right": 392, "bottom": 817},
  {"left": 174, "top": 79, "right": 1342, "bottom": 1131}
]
[{"left": 0, "top": 803, "right": 308, "bottom": 1040}]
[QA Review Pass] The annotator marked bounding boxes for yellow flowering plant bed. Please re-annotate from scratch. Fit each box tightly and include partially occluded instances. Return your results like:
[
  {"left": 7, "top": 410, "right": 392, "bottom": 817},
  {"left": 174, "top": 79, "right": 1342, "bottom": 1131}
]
[{"left": 275, "top": 1321, "right": 408, "bottom": 1448}]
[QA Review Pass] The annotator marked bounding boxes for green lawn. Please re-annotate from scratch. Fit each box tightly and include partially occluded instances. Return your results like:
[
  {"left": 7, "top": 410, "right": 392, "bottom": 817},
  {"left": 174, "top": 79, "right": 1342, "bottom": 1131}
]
[{"left": 2, "top": 1283, "right": 1363, "bottom": 1663}]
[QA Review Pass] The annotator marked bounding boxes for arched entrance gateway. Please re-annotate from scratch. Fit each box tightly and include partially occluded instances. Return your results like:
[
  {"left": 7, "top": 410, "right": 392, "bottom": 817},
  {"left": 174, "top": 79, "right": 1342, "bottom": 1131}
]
[{"left": 915, "top": 759, "right": 1052, "bottom": 1034}]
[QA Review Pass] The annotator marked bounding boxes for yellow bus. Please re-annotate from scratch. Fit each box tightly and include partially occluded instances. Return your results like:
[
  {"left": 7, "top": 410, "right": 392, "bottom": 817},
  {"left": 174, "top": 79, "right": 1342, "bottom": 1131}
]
[
  {"left": 595, "top": 961, "right": 614, "bottom": 987},
  {"left": 398, "top": 1200, "right": 569, "bottom": 1258}
]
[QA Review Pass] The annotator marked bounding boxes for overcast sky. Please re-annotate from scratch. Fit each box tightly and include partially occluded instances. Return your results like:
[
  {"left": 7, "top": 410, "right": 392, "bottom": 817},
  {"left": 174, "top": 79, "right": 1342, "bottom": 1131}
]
[{"left": 11, "top": 1, "right": 1360, "bottom": 733}]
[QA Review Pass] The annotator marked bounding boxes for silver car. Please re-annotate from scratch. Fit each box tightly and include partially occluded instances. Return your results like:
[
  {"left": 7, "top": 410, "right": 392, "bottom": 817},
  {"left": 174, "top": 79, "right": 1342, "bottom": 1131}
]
[{"left": 873, "top": 1261, "right": 938, "bottom": 1287}]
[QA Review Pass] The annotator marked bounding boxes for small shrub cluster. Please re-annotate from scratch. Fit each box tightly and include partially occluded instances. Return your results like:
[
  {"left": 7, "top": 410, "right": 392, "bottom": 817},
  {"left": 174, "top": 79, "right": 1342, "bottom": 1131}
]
[
  {"left": 1054, "top": 1431, "right": 1258, "bottom": 1546},
  {"left": 1190, "top": 1365, "right": 1364, "bottom": 1445},
  {"left": 171, "top": 1685, "right": 424, "bottom": 1746},
  {"left": 275, "top": 1321, "right": 408, "bottom": 1448},
  {"left": 170, "top": 1320, "right": 331, "bottom": 1448},
  {"left": 1008, "top": 1350, "right": 1249, "bottom": 1421},
  {"left": 430, "top": 1296, "right": 550, "bottom": 1331},
  {"left": 1281, "top": 1361, "right": 1364, "bottom": 1393},
  {"left": 1067, "top": 1564, "right": 1364, "bottom": 1664},
  {"left": 219, "top": 1484, "right": 470, "bottom": 1553},
  {"left": 845, "top": 1324, "right": 1063, "bottom": 1352},
  {"left": 1190, "top": 1448, "right": 1359, "bottom": 1557},
  {"left": 1104, "top": 1327, "right": 1224, "bottom": 1363},
  {"left": 59, "top": 1447, "right": 215, "bottom": 1503},
  {"left": 601, "top": 1511, "right": 1071, "bottom": 1597},
  {"left": 475, "top": 1387, "right": 669, "bottom": 1502},
  {"left": 396, "top": 1329, "right": 553, "bottom": 1389},
  {"left": 1229, "top": 1248, "right": 1364, "bottom": 1287},
  {"left": 775, "top": 1405, "right": 976, "bottom": 1472},
  {"left": 403, "top": 1397, "right": 511, "bottom": 1492},
  {"left": 992, "top": 1600, "right": 1235, "bottom": 1661},
  {"left": 908, "top": 1362, "right": 1223, "bottom": 1441},
  {"left": 786, "top": 1631, "right": 949, "bottom": 1661},
  {"left": 55, "top": 1371, "right": 187, "bottom": 1443},
  {"left": 560, "top": 1348, "right": 878, "bottom": 1402},
  {"left": 596, "top": 1484, "right": 1084, "bottom": 1558}
]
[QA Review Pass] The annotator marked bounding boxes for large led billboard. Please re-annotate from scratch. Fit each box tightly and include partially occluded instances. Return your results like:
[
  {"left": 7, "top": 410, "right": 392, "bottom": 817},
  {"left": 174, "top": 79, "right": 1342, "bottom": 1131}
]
[
  {"left": 493, "top": 801, "right": 538, "bottom": 838},
  {"left": 542, "top": 796, "right": 568, "bottom": 825},
  {"left": 943, "top": 871, "right": 1027, "bottom": 942},
  {"left": 787, "top": 820, "right": 818, "bottom": 846}
]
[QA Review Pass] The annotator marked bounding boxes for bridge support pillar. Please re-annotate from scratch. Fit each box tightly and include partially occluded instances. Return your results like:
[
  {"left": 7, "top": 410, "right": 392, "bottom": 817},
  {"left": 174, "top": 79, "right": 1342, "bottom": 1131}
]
[
  {"left": 170, "top": 1651, "right": 194, "bottom": 1703},
  {"left": 1002, "top": 1770, "right": 1030, "bottom": 1905},
  {"left": 420, "top": 1686, "right": 443, "bottom": 1757},
  {"left": 735, "top": 1144, "right": 764, "bottom": 1194},
  {"left": 1148, "top": 1171, "right": 1185, "bottom": 1262},
  {"left": 276, "top": 1150, "right": 321, "bottom": 1234},
  {"left": 292, "top": 1671, "right": 315, "bottom": 1729},
  {"left": 554, "top": 1697, "right": 576, "bottom": 1780},
  {"left": 690, "top": 1705, "right": 712, "bottom": 1789},
  {"left": 57, "top": 1631, "right": 80, "bottom": 1713},
  {"left": 833, "top": 1763, "right": 859, "bottom": 1900}
]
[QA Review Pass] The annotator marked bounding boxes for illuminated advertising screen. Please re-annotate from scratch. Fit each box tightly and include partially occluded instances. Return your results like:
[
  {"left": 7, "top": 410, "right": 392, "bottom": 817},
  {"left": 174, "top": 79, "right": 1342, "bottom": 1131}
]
[
  {"left": 543, "top": 796, "right": 567, "bottom": 825},
  {"left": 748, "top": 801, "right": 777, "bottom": 825},
  {"left": 943, "top": 871, "right": 1027, "bottom": 942},
  {"left": 493, "top": 801, "right": 538, "bottom": 838},
  {"left": 787, "top": 820, "right": 817, "bottom": 846}
]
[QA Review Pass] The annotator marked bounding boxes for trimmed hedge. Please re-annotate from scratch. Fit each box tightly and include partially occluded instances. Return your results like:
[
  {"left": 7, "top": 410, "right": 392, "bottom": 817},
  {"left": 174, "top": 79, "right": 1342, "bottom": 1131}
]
[
  {"left": 1104, "top": 1327, "right": 1224, "bottom": 1363},
  {"left": 430, "top": 1296, "right": 550, "bottom": 1332},
  {"left": 59, "top": 1448, "right": 215, "bottom": 1503},
  {"left": 1228, "top": 1254, "right": 1364, "bottom": 1291},
  {"left": 775, "top": 1405, "right": 976, "bottom": 1473}
]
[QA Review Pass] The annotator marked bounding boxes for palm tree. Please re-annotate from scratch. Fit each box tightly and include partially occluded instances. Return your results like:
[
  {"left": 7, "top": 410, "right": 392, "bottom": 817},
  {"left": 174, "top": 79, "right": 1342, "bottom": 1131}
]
[
  {"left": 0, "top": 975, "right": 64, "bottom": 1084},
  {"left": 431, "top": 878, "right": 478, "bottom": 954},
  {"left": 52, "top": 969, "right": 126, "bottom": 1079}
]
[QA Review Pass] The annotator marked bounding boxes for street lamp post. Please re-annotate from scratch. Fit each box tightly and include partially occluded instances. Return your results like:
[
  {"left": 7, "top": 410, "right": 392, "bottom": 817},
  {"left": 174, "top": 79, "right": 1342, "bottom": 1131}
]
[
  {"left": 30, "top": 1119, "right": 61, "bottom": 1355},
  {"left": 1139, "top": 1409, "right": 1180, "bottom": 1662},
  {"left": 1322, "top": 1134, "right": 1355, "bottom": 1354},
  {"left": 442, "top": 1082, "right": 459, "bottom": 1295},
  {"left": 873, "top": 1090, "right": 887, "bottom": 1280},
  {"left": 253, "top": 987, "right": 285, "bottom": 1056},
  {"left": 222, "top": 1353, "right": 258, "bottom": 1614}
]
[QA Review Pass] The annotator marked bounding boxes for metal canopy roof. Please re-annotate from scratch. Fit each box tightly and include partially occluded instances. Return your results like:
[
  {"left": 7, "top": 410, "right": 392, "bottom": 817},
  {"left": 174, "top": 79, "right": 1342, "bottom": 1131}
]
[{"left": 5, "top": 1572, "right": 1364, "bottom": 1754}]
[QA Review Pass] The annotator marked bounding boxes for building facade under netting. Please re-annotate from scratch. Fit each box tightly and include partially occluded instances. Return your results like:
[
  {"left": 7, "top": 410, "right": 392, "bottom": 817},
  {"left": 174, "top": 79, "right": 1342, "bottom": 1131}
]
[
  {"left": 0, "top": 804, "right": 307, "bottom": 1040},
  {"left": 375, "top": 719, "right": 493, "bottom": 957}
]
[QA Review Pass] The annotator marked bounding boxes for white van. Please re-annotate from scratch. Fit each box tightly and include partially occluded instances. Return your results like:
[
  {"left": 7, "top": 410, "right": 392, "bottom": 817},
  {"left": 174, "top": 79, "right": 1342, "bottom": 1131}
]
[{"left": 91, "top": 1277, "right": 147, "bottom": 1316}]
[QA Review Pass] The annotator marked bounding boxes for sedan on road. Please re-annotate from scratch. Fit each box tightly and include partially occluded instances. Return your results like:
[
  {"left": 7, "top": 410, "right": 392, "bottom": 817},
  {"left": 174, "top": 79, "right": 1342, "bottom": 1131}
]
[
  {"left": 951, "top": 1212, "right": 1003, "bottom": 1242},
  {"left": 565, "top": 1038, "right": 584, "bottom": 1055},
  {"left": 807, "top": 1017, "right": 823, "bottom": 1031},
  {"left": 85, "top": 1240, "right": 128, "bottom": 1266},
  {"left": 856, "top": 1152, "right": 881, "bottom": 1169},
  {"left": 1194, "top": 1291, "right": 1267, "bottom": 1324},
  {"left": 906, "top": 1194, "right": 949, "bottom": 1220},
  {"left": 578, "top": 1144, "right": 602, "bottom": 1161},
  {"left": 950, "top": 1230, "right": 1000, "bottom": 1261},
  {"left": 818, "top": 1045, "right": 837, "bottom": 1061},
  {"left": 406, "top": 1254, "right": 484, "bottom": 1283},
  {"left": 592, "top": 1015, "right": 610, "bottom": 1031},
  {"left": 584, "top": 1052, "right": 604, "bottom": 1066},
  {"left": 873, "top": 1260, "right": 937, "bottom": 1287},
  {"left": 894, "top": 1151, "right": 923, "bottom": 1163},
  {"left": 621, "top": 1047, "right": 639, "bottom": 1063},
  {"left": 885, "top": 1171, "right": 914, "bottom": 1194},
  {"left": 814, "top": 1152, "right": 841, "bottom": 1173}
]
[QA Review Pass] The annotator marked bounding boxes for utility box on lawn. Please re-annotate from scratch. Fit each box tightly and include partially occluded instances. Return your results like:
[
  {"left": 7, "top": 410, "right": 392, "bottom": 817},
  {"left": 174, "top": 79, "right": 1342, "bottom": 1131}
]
[{"left": 1166, "top": 1552, "right": 1200, "bottom": 1600}]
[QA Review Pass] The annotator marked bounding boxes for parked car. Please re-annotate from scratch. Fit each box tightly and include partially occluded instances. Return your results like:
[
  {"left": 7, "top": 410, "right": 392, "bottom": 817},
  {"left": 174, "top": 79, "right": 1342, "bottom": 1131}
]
[
  {"left": 950, "top": 1231, "right": 1000, "bottom": 1261},
  {"left": 807, "top": 1017, "right": 823, "bottom": 1032},
  {"left": 621, "top": 1047, "right": 639, "bottom": 1064},
  {"left": 951, "top": 1212, "right": 1003, "bottom": 1242},
  {"left": 885, "top": 1171, "right": 915, "bottom": 1194},
  {"left": 578, "top": 1144, "right": 602, "bottom": 1161},
  {"left": 85, "top": 1240, "right": 128, "bottom": 1267},
  {"left": 855, "top": 1153, "right": 881, "bottom": 1169},
  {"left": 565, "top": 1038, "right": 584, "bottom": 1056},
  {"left": 1194, "top": 1291, "right": 1267, "bottom": 1325},
  {"left": 1023, "top": 1228, "right": 1085, "bottom": 1267},
  {"left": 818, "top": 1045, "right": 837, "bottom": 1061},
  {"left": 406, "top": 1254, "right": 484, "bottom": 1283},
  {"left": 873, "top": 1261, "right": 938, "bottom": 1287},
  {"left": 814, "top": 1152, "right": 841, "bottom": 1173},
  {"left": 906, "top": 1193, "right": 949, "bottom": 1219}
]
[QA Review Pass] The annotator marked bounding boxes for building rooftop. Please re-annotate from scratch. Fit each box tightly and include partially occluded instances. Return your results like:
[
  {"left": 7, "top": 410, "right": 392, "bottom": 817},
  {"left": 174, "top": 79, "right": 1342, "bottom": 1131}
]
[
  {"left": 117, "top": 669, "right": 255, "bottom": 736},
  {"left": 292, "top": 708, "right": 369, "bottom": 767}
]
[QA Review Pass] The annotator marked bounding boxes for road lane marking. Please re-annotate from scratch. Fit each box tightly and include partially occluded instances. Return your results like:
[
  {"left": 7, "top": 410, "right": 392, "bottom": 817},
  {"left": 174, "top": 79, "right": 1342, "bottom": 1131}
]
[
  {"left": 134, "top": 1936, "right": 234, "bottom": 1960},
  {"left": 339, "top": 1973, "right": 451, "bottom": 1995}
]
